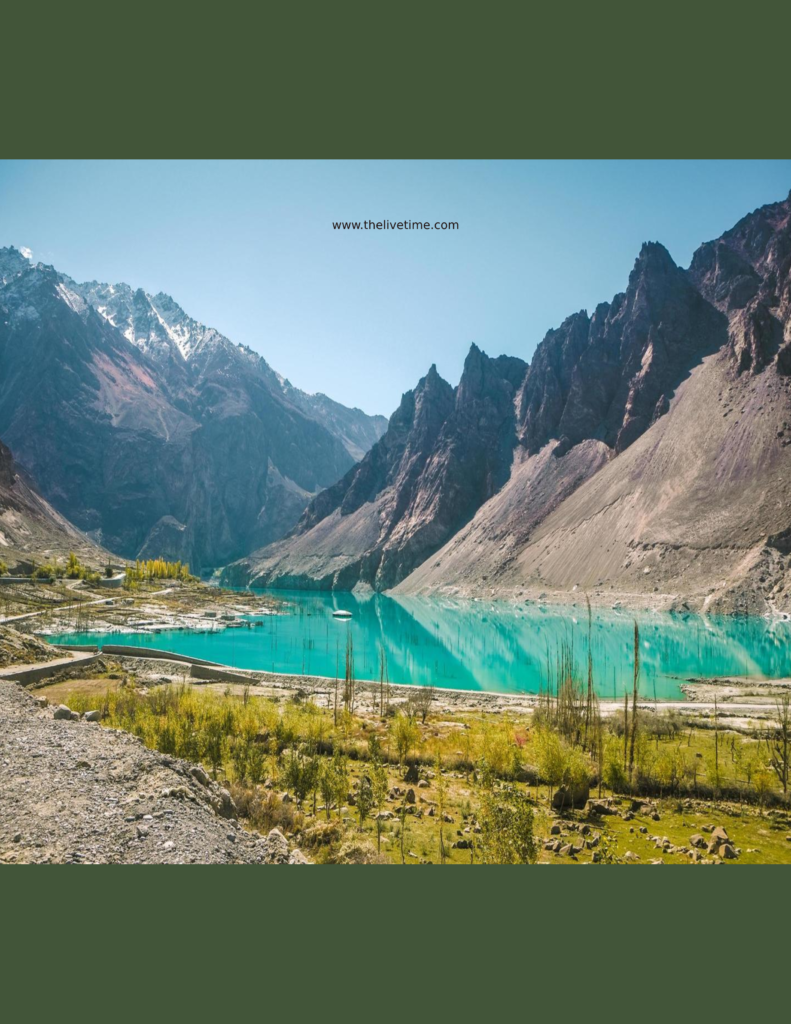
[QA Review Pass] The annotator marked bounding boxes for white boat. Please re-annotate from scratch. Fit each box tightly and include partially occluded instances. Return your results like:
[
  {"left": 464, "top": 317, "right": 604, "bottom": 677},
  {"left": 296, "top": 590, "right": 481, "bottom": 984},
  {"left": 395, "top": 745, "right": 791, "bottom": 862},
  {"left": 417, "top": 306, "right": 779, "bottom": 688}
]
[{"left": 332, "top": 610, "right": 352, "bottom": 619}]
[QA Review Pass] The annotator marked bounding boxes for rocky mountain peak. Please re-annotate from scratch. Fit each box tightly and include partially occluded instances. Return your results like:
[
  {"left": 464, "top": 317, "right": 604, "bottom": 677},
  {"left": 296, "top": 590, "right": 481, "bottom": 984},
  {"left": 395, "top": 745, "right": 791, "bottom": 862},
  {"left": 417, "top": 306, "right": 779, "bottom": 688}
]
[
  {"left": 689, "top": 192, "right": 791, "bottom": 376},
  {"left": 248, "top": 345, "right": 529, "bottom": 590},
  {"left": 0, "top": 246, "right": 34, "bottom": 284},
  {"left": 518, "top": 236, "right": 726, "bottom": 454}
]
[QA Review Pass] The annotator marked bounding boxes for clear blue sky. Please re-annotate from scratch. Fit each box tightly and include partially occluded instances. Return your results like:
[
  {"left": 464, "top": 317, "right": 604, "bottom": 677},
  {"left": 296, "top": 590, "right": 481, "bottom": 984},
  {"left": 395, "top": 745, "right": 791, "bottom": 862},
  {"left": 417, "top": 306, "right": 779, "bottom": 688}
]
[{"left": 1, "top": 160, "right": 788, "bottom": 417}]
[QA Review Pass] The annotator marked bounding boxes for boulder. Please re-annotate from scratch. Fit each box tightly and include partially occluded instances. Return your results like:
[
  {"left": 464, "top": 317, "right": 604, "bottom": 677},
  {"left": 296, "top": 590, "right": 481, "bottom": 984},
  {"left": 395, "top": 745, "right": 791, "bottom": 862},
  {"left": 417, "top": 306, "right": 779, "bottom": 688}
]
[
  {"left": 711, "top": 826, "right": 730, "bottom": 844},
  {"left": 720, "top": 844, "right": 738, "bottom": 860},
  {"left": 53, "top": 705, "right": 73, "bottom": 720},
  {"left": 405, "top": 788, "right": 416, "bottom": 804},
  {"left": 624, "top": 851, "right": 640, "bottom": 862},
  {"left": 404, "top": 763, "right": 420, "bottom": 784},
  {"left": 585, "top": 798, "right": 618, "bottom": 816},
  {"left": 418, "top": 779, "right": 429, "bottom": 788},
  {"left": 190, "top": 765, "right": 210, "bottom": 787},
  {"left": 689, "top": 834, "right": 707, "bottom": 849},
  {"left": 264, "top": 828, "right": 290, "bottom": 864},
  {"left": 211, "top": 787, "right": 237, "bottom": 819},
  {"left": 549, "top": 823, "right": 561, "bottom": 835},
  {"left": 83, "top": 710, "right": 101, "bottom": 722},
  {"left": 552, "top": 780, "right": 590, "bottom": 811}
]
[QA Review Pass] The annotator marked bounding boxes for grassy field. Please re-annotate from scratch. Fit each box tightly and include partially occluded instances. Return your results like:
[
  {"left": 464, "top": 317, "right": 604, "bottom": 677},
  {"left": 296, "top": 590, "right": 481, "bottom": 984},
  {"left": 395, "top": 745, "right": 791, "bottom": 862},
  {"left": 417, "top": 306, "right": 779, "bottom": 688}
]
[{"left": 35, "top": 666, "right": 791, "bottom": 865}]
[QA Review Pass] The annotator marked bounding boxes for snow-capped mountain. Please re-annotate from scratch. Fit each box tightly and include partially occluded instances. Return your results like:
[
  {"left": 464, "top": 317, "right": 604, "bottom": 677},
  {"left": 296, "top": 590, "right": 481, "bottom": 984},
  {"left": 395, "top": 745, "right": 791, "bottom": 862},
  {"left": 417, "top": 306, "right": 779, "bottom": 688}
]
[
  {"left": 0, "top": 247, "right": 388, "bottom": 570},
  {"left": 73, "top": 280, "right": 235, "bottom": 365},
  {"left": 71, "top": 276, "right": 388, "bottom": 457}
]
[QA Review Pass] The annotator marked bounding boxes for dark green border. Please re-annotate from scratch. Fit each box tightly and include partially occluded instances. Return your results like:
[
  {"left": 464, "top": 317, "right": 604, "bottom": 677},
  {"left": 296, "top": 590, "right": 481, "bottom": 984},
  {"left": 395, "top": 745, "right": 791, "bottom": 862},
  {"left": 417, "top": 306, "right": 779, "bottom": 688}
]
[
  {"left": 5, "top": 3, "right": 791, "bottom": 158},
  {"left": 3, "top": 866, "right": 786, "bottom": 1014},
  {"left": 4, "top": 4, "right": 791, "bottom": 1011}
]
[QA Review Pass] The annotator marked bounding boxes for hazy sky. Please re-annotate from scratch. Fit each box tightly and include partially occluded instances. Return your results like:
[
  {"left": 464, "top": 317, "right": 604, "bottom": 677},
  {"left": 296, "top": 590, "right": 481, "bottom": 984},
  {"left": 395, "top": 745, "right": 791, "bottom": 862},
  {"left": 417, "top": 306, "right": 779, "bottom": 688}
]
[{"left": 1, "top": 160, "right": 788, "bottom": 417}]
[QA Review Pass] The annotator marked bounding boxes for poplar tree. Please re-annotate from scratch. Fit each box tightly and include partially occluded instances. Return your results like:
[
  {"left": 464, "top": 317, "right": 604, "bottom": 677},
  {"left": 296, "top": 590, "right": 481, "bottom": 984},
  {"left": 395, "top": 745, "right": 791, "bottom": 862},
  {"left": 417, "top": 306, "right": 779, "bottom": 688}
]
[{"left": 628, "top": 622, "right": 640, "bottom": 781}]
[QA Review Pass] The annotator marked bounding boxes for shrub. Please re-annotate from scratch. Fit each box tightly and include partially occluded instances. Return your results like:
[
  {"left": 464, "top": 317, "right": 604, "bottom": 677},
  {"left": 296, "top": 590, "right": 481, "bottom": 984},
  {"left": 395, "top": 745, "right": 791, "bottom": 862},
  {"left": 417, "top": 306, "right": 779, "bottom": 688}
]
[
  {"left": 602, "top": 735, "right": 628, "bottom": 792},
  {"left": 390, "top": 710, "right": 420, "bottom": 765},
  {"left": 229, "top": 783, "right": 303, "bottom": 834},
  {"left": 478, "top": 787, "right": 537, "bottom": 864}
]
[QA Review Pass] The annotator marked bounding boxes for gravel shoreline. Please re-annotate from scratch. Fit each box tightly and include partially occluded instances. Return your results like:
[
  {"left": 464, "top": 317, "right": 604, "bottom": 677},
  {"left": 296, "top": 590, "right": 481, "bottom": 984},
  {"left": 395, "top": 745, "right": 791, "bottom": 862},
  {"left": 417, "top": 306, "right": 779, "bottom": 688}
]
[
  {"left": 111, "top": 653, "right": 791, "bottom": 725},
  {"left": 0, "top": 681, "right": 307, "bottom": 865}
]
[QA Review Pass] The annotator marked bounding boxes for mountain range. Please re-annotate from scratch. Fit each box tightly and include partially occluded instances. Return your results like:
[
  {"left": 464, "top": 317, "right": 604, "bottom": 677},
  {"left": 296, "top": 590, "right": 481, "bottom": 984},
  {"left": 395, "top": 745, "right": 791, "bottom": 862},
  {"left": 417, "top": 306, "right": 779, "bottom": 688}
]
[
  {"left": 227, "top": 191, "right": 791, "bottom": 615},
  {"left": 0, "top": 248, "right": 386, "bottom": 571}
]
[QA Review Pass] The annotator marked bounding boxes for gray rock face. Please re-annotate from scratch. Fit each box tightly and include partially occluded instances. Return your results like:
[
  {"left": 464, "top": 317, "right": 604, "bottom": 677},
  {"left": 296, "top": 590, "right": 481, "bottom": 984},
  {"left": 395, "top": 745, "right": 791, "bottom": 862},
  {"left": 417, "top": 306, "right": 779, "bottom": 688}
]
[
  {"left": 690, "top": 192, "right": 791, "bottom": 377},
  {"left": 0, "top": 251, "right": 386, "bottom": 571}
]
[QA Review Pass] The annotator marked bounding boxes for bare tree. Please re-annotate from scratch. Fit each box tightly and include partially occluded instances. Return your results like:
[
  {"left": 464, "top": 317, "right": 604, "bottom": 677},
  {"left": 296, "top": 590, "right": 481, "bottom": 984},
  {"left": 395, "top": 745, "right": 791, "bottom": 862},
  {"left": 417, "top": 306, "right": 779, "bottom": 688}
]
[
  {"left": 767, "top": 692, "right": 791, "bottom": 796},
  {"left": 628, "top": 622, "right": 640, "bottom": 780},
  {"left": 378, "top": 644, "right": 390, "bottom": 718},
  {"left": 333, "top": 639, "right": 340, "bottom": 725},
  {"left": 584, "top": 595, "right": 595, "bottom": 748},
  {"left": 343, "top": 628, "right": 355, "bottom": 714},
  {"left": 410, "top": 685, "right": 435, "bottom": 724},
  {"left": 435, "top": 750, "right": 447, "bottom": 864}
]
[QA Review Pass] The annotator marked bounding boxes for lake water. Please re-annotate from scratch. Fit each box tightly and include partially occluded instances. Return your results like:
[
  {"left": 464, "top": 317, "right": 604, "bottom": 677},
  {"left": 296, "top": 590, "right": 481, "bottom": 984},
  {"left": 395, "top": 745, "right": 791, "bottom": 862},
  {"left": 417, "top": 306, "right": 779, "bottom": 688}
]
[{"left": 48, "top": 590, "right": 791, "bottom": 700}]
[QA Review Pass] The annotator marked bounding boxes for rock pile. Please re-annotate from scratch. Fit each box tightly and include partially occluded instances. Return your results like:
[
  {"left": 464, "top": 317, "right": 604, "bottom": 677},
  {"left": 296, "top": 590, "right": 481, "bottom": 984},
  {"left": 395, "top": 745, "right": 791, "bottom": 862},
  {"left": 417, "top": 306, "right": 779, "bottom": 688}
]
[{"left": 0, "top": 682, "right": 308, "bottom": 865}]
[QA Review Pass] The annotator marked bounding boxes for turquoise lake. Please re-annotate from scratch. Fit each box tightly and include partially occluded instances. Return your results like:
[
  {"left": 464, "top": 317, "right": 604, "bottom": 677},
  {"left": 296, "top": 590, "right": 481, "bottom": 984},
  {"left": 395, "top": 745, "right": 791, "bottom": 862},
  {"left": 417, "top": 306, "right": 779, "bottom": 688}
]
[{"left": 49, "top": 590, "right": 791, "bottom": 701}]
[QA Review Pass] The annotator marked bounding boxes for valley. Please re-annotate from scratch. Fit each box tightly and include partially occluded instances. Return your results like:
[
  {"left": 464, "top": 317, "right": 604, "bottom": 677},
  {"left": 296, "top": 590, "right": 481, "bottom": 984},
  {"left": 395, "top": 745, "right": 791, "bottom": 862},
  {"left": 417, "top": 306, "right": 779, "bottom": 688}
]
[{"left": 2, "top": 185, "right": 791, "bottom": 865}]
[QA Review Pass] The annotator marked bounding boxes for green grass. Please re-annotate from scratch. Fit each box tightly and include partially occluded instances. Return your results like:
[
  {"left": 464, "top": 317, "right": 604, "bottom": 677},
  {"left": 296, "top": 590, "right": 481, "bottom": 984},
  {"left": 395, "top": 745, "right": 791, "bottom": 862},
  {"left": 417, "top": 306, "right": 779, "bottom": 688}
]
[{"left": 37, "top": 673, "right": 791, "bottom": 865}]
